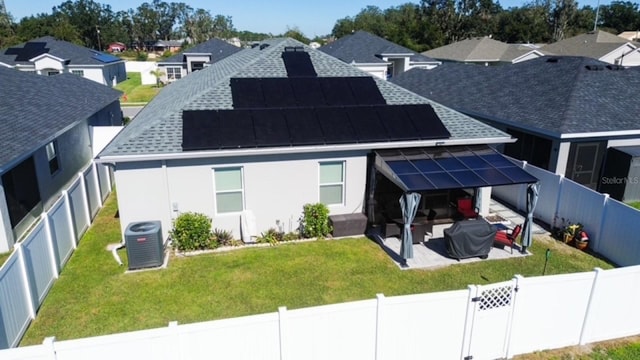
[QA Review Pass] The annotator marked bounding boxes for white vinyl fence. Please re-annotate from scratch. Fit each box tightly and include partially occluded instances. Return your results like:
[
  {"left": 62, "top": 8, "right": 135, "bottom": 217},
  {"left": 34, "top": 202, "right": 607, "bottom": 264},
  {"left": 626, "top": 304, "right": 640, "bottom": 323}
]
[
  {"left": 493, "top": 160, "right": 640, "bottom": 267},
  {"left": 2, "top": 265, "right": 639, "bottom": 360},
  {"left": 0, "top": 162, "right": 112, "bottom": 349}
]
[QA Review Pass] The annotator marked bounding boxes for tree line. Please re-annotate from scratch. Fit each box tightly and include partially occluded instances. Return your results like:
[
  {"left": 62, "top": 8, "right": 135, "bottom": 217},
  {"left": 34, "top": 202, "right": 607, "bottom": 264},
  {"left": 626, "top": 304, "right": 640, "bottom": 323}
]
[
  {"left": 333, "top": 0, "right": 640, "bottom": 52},
  {"left": 1, "top": 0, "right": 639, "bottom": 52},
  {"left": 0, "top": 0, "right": 269, "bottom": 50}
]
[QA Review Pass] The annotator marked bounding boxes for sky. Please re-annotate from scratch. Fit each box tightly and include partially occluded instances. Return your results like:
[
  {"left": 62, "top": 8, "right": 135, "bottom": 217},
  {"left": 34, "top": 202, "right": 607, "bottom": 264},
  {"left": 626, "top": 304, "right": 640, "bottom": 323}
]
[{"left": 6, "top": 0, "right": 611, "bottom": 37}]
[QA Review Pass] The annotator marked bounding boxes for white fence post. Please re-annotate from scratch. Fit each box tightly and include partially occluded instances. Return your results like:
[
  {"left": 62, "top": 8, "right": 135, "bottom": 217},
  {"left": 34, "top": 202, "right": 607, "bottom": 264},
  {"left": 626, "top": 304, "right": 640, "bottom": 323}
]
[
  {"left": 78, "top": 172, "right": 91, "bottom": 227},
  {"left": 594, "top": 194, "right": 609, "bottom": 254},
  {"left": 92, "top": 162, "right": 103, "bottom": 208},
  {"left": 15, "top": 243, "right": 36, "bottom": 319},
  {"left": 552, "top": 175, "right": 565, "bottom": 229},
  {"left": 579, "top": 268, "right": 603, "bottom": 345},
  {"left": 62, "top": 190, "right": 77, "bottom": 249},
  {"left": 375, "top": 293, "right": 385, "bottom": 360},
  {"left": 278, "top": 306, "right": 288, "bottom": 360},
  {"left": 505, "top": 275, "right": 524, "bottom": 359},
  {"left": 41, "top": 213, "right": 59, "bottom": 278},
  {"left": 43, "top": 337, "right": 57, "bottom": 360},
  {"left": 460, "top": 285, "right": 477, "bottom": 360}
]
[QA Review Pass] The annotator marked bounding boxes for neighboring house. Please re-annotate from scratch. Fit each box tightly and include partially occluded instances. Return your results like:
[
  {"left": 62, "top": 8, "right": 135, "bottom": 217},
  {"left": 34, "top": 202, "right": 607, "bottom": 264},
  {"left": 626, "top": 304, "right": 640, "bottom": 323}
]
[
  {"left": 618, "top": 31, "right": 640, "bottom": 42},
  {"left": 391, "top": 56, "right": 640, "bottom": 192},
  {"left": 540, "top": 30, "right": 640, "bottom": 66},
  {"left": 422, "top": 37, "right": 544, "bottom": 65},
  {"left": 157, "top": 38, "right": 242, "bottom": 83},
  {"left": 107, "top": 42, "right": 127, "bottom": 53},
  {"left": 0, "top": 36, "right": 127, "bottom": 86},
  {"left": 97, "top": 37, "right": 537, "bottom": 245},
  {"left": 154, "top": 40, "right": 183, "bottom": 53},
  {"left": 0, "top": 67, "right": 123, "bottom": 252},
  {"left": 318, "top": 31, "right": 441, "bottom": 79}
]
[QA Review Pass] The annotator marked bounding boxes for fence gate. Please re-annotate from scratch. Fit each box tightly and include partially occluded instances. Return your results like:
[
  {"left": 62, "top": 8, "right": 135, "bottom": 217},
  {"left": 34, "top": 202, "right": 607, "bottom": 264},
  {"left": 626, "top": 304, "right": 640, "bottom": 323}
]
[{"left": 465, "top": 280, "right": 517, "bottom": 360}]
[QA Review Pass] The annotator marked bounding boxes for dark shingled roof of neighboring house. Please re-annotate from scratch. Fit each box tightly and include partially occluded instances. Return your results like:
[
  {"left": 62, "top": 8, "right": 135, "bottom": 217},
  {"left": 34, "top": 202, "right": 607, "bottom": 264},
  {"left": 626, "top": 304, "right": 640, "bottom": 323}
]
[
  {"left": 100, "top": 37, "right": 507, "bottom": 158},
  {"left": 0, "top": 36, "right": 123, "bottom": 66},
  {"left": 318, "top": 31, "right": 438, "bottom": 65},
  {"left": 159, "top": 38, "right": 242, "bottom": 64},
  {"left": 390, "top": 56, "right": 640, "bottom": 137},
  {"left": 0, "top": 67, "right": 121, "bottom": 171}
]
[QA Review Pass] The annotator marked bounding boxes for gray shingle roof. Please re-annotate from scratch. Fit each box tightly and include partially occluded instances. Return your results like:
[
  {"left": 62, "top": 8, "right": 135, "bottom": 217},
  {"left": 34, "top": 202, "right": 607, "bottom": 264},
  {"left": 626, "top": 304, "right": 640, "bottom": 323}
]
[
  {"left": 159, "top": 38, "right": 242, "bottom": 64},
  {"left": 0, "top": 67, "right": 122, "bottom": 172},
  {"left": 540, "top": 31, "right": 640, "bottom": 59},
  {"left": 422, "top": 37, "right": 539, "bottom": 63},
  {"left": 391, "top": 56, "right": 640, "bottom": 137},
  {"left": 100, "top": 38, "right": 508, "bottom": 157},
  {"left": 318, "top": 31, "right": 438, "bottom": 64},
  {"left": 0, "top": 36, "right": 123, "bottom": 66}
]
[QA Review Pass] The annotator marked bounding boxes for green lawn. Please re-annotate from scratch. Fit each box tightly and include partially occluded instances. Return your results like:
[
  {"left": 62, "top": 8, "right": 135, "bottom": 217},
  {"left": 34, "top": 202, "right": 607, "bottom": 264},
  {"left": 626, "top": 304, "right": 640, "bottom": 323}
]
[
  {"left": 627, "top": 201, "right": 640, "bottom": 210},
  {"left": 115, "top": 72, "right": 161, "bottom": 104},
  {"left": 516, "top": 337, "right": 640, "bottom": 359},
  {"left": 20, "top": 192, "right": 614, "bottom": 345},
  {"left": 0, "top": 251, "right": 10, "bottom": 266}
]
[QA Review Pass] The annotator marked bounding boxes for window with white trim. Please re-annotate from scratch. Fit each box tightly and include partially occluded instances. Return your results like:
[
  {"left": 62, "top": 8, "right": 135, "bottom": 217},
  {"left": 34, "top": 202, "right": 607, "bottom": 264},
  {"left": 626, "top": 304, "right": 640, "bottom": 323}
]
[
  {"left": 319, "top": 161, "right": 344, "bottom": 205},
  {"left": 214, "top": 167, "right": 244, "bottom": 213},
  {"left": 166, "top": 67, "right": 182, "bottom": 80},
  {"left": 46, "top": 70, "right": 60, "bottom": 76},
  {"left": 45, "top": 141, "right": 60, "bottom": 174},
  {"left": 71, "top": 70, "right": 84, "bottom": 76}
]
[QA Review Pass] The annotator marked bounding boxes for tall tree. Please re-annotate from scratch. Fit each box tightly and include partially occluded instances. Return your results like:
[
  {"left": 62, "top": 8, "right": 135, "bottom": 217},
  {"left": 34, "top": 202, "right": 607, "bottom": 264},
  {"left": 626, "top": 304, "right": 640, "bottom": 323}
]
[
  {"left": 551, "top": 0, "right": 578, "bottom": 41},
  {"left": 283, "top": 26, "right": 309, "bottom": 43},
  {"left": 599, "top": 1, "right": 640, "bottom": 34}
]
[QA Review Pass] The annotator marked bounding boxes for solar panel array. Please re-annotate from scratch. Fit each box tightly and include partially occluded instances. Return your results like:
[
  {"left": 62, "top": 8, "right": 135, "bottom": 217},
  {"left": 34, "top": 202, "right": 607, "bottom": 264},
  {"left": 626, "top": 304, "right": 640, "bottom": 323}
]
[
  {"left": 281, "top": 49, "right": 317, "bottom": 77},
  {"left": 92, "top": 53, "right": 121, "bottom": 63},
  {"left": 230, "top": 77, "right": 387, "bottom": 108},
  {"left": 5, "top": 42, "right": 49, "bottom": 62},
  {"left": 182, "top": 104, "right": 451, "bottom": 151},
  {"left": 377, "top": 146, "right": 538, "bottom": 191}
]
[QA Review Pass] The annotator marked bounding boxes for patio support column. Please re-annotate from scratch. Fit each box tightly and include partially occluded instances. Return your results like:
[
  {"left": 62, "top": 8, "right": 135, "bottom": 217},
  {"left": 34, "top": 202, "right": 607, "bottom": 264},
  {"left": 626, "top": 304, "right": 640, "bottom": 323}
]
[{"left": 476, "top": 187, "right": 492, "bottom": 217}]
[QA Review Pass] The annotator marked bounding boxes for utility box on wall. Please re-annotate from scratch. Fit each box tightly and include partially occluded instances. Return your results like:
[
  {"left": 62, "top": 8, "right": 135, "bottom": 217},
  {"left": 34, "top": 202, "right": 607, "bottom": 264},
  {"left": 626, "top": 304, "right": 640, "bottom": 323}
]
[
  {"left": 599, "top": 146, "right": 640, "bottom": 202},
  {"left": 124, "top": 221, "right": 164, "bottom": 270}
]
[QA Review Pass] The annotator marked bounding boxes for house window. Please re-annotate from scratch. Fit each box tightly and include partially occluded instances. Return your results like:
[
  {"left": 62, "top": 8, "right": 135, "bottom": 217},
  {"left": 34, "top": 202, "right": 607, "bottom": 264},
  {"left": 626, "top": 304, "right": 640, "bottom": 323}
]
[
  {"left": 191, "top": 62, "right": 205, "bottom": 72},
  {"left": 71, "top": 70, "right": 84, "bottom": 76},
  {"left": 319, "top": 161, "right": 344, "bottom": 205},
  {"left": 46, "top": 70, "right": 60, "bottom": 76},
  {"left": 214, "top": 167, "right": 244, "bottom": 213},
  {"left": 1, "top": 157, "right": 42, "bottom": 227},
  {"left": 166, "top": 67, "right": 182, "bottom": 80},
  {"left": 45, "top": 141, "right": 60, "bottom": 174}
]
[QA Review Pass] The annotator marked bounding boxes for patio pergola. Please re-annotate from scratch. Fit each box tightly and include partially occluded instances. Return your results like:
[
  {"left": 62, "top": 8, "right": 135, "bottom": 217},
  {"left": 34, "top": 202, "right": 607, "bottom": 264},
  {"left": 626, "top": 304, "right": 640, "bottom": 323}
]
[{"left": 371, "top": 145, "right": 539, "bottom": 261}]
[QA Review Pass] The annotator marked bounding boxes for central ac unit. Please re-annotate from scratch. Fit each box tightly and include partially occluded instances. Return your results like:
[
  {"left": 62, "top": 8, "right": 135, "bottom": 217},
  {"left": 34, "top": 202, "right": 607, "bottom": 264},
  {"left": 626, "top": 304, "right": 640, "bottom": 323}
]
[{"left": 124, "top": 221, "right": 164, "bottom": 270}]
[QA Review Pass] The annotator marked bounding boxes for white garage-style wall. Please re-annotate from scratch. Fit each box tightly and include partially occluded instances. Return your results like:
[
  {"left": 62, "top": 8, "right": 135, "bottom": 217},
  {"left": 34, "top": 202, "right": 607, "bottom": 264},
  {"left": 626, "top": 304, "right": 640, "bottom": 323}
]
[{"left": 113, "top": 150, "right": 369, "bottom": 242}]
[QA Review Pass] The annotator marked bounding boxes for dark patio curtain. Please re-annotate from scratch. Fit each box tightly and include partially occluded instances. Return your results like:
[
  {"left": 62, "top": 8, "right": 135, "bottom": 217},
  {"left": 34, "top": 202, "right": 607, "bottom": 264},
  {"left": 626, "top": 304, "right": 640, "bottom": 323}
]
[
  {"left": 400, "top": 192, "right": 421, "bottom": 260},
  {"left": 521, "top": 183, "right": 540, "bottom": 252}
]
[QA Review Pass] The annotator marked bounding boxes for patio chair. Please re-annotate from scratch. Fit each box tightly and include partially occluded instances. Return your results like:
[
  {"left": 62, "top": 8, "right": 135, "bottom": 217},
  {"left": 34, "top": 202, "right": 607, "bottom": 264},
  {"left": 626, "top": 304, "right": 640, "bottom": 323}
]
[
  {"left": 456, "top": 198, "right": 477, "bottom": 219},
  {"left": 494, "top": 224, "right": 522, "bottom": 254}
]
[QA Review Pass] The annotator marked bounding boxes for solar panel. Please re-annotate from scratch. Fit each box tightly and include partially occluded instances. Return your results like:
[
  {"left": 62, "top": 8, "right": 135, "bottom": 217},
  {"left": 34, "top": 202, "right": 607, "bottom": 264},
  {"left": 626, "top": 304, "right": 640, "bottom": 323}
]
[
  {"left": 403, "top": 104, "right": 451, "bottom": 140},
  {"left": 252, "top": 109, "right": 291, "bottom": 147},
  {"left": 291, "top": 78, "right": 325, "bottom": 107},
  {"left": 261, "top": 78, "right": 297, "bottom": 107},
  {"left": 217, "top": 110, "right": 256, "bottom": 148},
  {"left": 5, "top": 42, "right": 49, "bottom": 62},
  {"left": 230, "top": 78, "right": 265, "bottom": 108},
  {"left": 182, "top": 110, "right": 220, "bottom": 151},
  {"left": 315, "top": 107, "right": 355, "bottom": 144},
  {"left": 346, "top": 107, "right": 388, "bottom": 142},
  {"left": 319, "top": 77, "right": 356, "bottom": 106},
  {"left": 283, "top": 108, "right": 325, "bottom": 145},
  {"left": 281, "top": 51, "right": 317, "bottom": 77},
  {"left": 398, "top": 173, "right": 435, "bottom": 190},
  {"left": 92, "top": 52, "right": 120, "bottom": 63},
  {"left": 376, "top": 106, "right": 420, "bottom": 141},
  {"left": 347, "top": 77, "right": 386, "bottom": 105}
]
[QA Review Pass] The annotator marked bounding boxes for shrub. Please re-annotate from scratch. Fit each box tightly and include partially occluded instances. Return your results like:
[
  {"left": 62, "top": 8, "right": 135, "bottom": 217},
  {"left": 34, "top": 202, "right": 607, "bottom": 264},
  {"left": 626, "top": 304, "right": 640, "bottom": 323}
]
[
  {"left": 213, "top": 228, "right": 234, "bottom": 246},
  {"left": 136, "top": 51, "right": 148, "bottom": 61},
  {"left": 282, "top": 231, "right": 301, "bottom": 242},
  {"left": 257, "top": 227, "right": 283, "bottom": 246},
  {"left": 299, "top": 203, "right": 331, "bottom": 238},
  {"left": 170, "top": 212, "right": 213, "bottom": 251}
]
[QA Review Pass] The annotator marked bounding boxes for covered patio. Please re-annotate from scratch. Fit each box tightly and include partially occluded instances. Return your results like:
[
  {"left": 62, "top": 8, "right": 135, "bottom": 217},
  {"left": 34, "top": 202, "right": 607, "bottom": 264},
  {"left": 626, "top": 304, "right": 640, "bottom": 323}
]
[{"left": 368, "top": 145, "right": 540, "bottom": 268}]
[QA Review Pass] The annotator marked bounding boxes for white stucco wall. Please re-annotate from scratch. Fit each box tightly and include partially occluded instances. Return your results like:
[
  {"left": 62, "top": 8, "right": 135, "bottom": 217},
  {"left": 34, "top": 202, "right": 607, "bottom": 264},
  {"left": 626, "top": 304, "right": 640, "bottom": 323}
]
[
  {"left": 33, "top": 57, "right": 64, "bottom": 72},
  {"left": 113, "top": 151, "right": 369, "bottom": 242},
  {"left": 125, "top": 61, "right": 158, "bottom": 85},
  {"left": 77, "top": 67, "right": 109, "bottom": 85},
  {"left": 600, "top": 44, "right": 637, "bottom": 65}
]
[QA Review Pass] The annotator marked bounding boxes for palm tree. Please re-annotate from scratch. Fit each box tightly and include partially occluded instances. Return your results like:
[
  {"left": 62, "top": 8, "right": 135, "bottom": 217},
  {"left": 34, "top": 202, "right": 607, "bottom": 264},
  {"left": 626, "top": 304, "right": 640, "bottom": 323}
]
[{"left": 149, "top": 68, "right": 165, "bottom": 88}]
